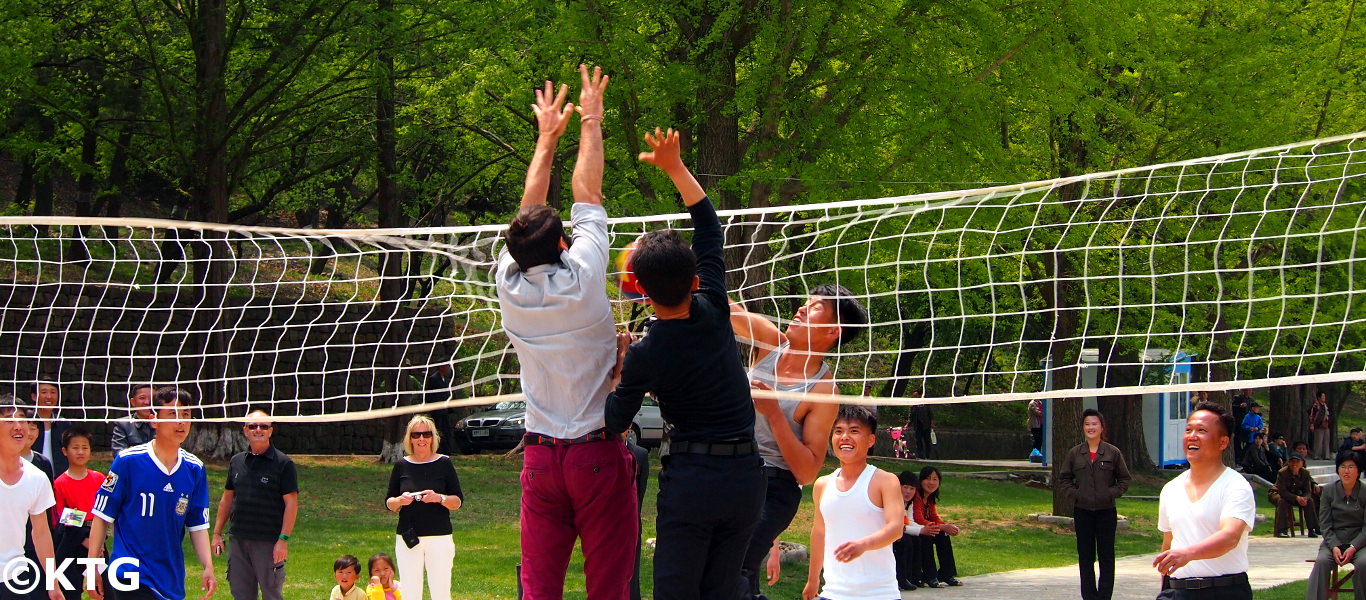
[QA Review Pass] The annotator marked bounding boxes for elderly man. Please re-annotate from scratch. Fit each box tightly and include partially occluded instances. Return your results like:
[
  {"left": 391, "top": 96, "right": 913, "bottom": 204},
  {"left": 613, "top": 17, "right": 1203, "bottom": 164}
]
[
  {"left": 1271, "top": 453, "right": 1321, "bottom": 538},
  {"left": 110, "top": 384, "right": 154, "bottom": 456},
  {"left": 211, "top": 410, "right": 298, "bottom": 600}
]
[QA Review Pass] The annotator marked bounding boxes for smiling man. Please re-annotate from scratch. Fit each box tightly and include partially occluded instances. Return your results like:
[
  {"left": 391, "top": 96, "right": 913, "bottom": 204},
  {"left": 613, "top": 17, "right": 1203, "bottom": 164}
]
[
  {"left": 0, "top": 400, "right": 63, "bottom": 600},
  {"left": 211, "top": 410, "right": 298, "bottom": 600},
  {"left": 88, "top": 387, "right": 215, "bottom": 600},
  {"left": 1153, "top": 401, "right": 1256, "bottom": 599}
]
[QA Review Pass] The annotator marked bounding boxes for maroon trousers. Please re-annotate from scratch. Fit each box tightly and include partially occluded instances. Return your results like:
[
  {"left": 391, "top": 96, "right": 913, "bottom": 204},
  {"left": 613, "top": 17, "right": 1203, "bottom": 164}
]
[{"left": 520, "top": 438, "right": 639, "bottom": 600}]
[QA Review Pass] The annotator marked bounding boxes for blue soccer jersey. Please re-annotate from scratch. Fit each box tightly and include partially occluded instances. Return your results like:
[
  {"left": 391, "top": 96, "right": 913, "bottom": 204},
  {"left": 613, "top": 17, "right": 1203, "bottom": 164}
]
[{"left": 92, "top": 442, "right": 210, "bottom": 600}]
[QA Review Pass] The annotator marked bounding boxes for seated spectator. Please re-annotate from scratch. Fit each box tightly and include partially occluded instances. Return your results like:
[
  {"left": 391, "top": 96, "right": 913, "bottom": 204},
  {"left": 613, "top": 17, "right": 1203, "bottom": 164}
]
[
  {"left": 1307, "top": 452, "right": 1366, "bottom": 600},
  {"left": 1240, "top": 432, "right": 1275, "bottom": 482},
  {"left": 366, "top": 553, "right": 400, "bottom": 600},
  {"left": 1341, "top": 429, "right": 1366, "bottom": 465},
  {"left": 912, "top": 466, "right": 963, "bottom": 588},
  {"left": 1268, "top": 433, "right": 1289, "bottom": 472},
  {"left": 1270, "top": 453, "right": 1320, "bottom": 537},
  {"left": 893, "top": 470, "right": 939, "bottom": 591}
]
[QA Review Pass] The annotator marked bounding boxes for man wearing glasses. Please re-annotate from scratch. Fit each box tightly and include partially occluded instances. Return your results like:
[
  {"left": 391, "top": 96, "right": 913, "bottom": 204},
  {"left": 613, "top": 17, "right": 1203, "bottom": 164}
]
[{"left": 210, "top": 411, "right": 299, "bottom": 600}]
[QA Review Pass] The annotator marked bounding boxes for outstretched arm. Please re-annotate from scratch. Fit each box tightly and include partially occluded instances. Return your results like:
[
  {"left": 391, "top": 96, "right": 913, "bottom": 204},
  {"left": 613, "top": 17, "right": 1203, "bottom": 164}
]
[
  {"left": 572, "top": 65, "right": 608, "bottom": 206},
  {"left": 729, "top": 299, "right": 783, "bottom": 355},
  {"left": 521, "top": 80, "right": 574, "bottom": 207},
  {"left": 639, "top": 128, "right": 705, "bottom": 207}
]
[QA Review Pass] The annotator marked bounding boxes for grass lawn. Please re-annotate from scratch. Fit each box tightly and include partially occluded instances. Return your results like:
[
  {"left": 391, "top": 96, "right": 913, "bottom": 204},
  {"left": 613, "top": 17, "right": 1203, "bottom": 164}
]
[{"left": 119, "top": 452, "right": 1285, "bottom": 600}]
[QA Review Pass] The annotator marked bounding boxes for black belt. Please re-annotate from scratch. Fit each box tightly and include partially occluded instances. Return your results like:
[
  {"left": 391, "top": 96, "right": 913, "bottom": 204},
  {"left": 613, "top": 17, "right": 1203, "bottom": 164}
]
[
  {"left": 524, "top": 427, "right": 613, "bottom": 446},
  {"left": 1165, "top": 573, "right": 1248, "bottom": 590},
  {"left": 764, "top": 466, "right": 796, "bottom": 483},
  {"left": 668, "top": 440, "right": 756, "bottom": 457}
]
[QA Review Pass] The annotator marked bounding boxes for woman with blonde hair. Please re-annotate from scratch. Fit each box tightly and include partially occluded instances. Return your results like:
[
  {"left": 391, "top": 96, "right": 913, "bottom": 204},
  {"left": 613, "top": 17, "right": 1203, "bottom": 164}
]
[{"left": 383, "top": 415, "right": 464, "bottom": 600}]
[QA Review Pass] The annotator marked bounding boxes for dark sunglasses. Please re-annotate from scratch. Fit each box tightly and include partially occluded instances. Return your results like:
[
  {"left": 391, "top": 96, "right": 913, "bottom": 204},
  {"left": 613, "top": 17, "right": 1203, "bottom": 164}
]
[
  {"left": 410, "top": 431, "right": 434, "bottom": 439},
  {"left": 245, "top": 423, "right": 272, "bottom": 430}
]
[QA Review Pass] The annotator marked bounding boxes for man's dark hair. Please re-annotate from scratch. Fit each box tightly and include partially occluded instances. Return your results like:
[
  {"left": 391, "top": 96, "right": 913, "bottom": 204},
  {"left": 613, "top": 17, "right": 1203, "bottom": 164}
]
[
  {"left": 1353, "top": 428, "right": 1364, "bottom": 435},
  {"left": 153, "top": 386, "right": 194, "bottom": 408},
  {"left": 504, "top": 205, "right": 566, "bottom": 271},
  {"left": 31, "top": 378, "right": 57, "bottom": 396},
  {"left": 334, "top": 554, "right": 360, "bottom": 574},
  {"left": 0, "top": 395, "right": 27, "bottom": 419},
  {"left": 1294, "top": 440, "right": 1310, "bottom": 451},
  {"left": 835, "top": 404, "right": 878, "bottom": 431},
  {"left": 811, "top": 284, "right": 868, "bottom": 346},
  {"left": 61, "top": 427, "right": 92, "bottom": 448},
  {"left": 128, "top": 384, "right": 151, "bottom": 399},
  {"left": 1192, "top": 400, "right": 1235, "bottom": 438},
  {"left": 630, "top": 229, "right": 696, "bottom": 307},
  {"left": 1337, "top": 450, "right": 1363, "bottom": 472}
]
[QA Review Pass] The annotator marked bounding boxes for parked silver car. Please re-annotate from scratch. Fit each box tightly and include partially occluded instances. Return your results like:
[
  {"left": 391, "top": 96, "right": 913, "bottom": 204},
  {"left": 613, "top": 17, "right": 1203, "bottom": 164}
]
[{"left": 454, "top": 397, "right": 665, "bottom": 453}]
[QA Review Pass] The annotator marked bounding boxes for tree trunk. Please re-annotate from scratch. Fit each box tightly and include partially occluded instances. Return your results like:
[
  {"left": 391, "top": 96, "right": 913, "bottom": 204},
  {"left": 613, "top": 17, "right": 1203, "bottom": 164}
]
[{"left": 1270, "top": 385, "right": 1312, "bottom": 449}]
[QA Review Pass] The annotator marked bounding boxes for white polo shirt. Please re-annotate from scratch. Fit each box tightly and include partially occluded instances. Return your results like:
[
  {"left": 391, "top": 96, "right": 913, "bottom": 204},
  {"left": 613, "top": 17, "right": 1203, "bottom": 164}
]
[
  {"left": 1157, "top": 466, "right": 1256, "bottom": 578},
  {"left": 497, "top": 203, "right": 617, "bottom": 439}
]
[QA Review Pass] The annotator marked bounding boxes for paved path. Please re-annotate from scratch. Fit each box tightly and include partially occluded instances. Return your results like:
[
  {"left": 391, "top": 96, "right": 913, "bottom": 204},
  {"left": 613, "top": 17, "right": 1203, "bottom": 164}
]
[{"left": 906, "top": 535, "right": 1319, "bottom": 600}]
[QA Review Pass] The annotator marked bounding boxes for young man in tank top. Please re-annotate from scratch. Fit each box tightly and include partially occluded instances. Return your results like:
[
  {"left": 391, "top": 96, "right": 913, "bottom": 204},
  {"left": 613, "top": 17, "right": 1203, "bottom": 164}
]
[
  {"left": 728, "top": 285, "right": 867, "bottom": 600},
  {"left": 803, "top": 405, "right": 903, "bottom": 600}
]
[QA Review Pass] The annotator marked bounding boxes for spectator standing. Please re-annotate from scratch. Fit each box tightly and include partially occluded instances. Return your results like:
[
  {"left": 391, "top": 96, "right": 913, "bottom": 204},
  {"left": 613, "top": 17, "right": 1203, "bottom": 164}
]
[
  {"left": 1027, "top": 398, "right": 1044, "bottom": 454},
  {"left": 1310, "top": 392, "right": 1333, "bottom": 461},
  {"left": 30, "top": 380, "right": 71, "bottom": 476},
  {"left": 624, "top": 434, "right": 649, "bottom": 600},
  {"left": 1152, "top": 402, "right": 1255, "bottom": 599},
  {"left": 1270, "top": 453, "right": 1320, "bottom": 538},
  {"left": 1059, "top": 408, "right": 1131, "bottom": 600},
  {"left": 1239, "top": 402, "right": 1265, "bottom": 459},
  {"left": 21, "top": 423, "right": 54, "bottom": 483},
  {"left": 51, "top": 428, "right": 104, "bottom": 600},
  {"left": 382, "top": 415, "right": 462, "bottom": 600},
  {"left": 210, "top": 411, "right": 299, "bottom": 600},
  {"left": 0, "top": 404, "right": 63, "bottom": 600},
  {"left": 909, "top": 395, "right": 933, "bottom": 460},
  {"left": 1231, "top": 390, "right": 1251, "bottom": 462},
  {"left": 111, "top": 385, "right": 154, "bottom": 456}
]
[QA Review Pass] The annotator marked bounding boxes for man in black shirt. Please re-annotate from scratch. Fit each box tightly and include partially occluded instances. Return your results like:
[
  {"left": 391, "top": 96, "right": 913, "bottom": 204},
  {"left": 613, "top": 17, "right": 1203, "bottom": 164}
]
[
  {"left": 605, "top": 127, "right": 765, "bottom": 600},
  {"left": 210, "top": 410, "right": 299, "bottom": 600}
]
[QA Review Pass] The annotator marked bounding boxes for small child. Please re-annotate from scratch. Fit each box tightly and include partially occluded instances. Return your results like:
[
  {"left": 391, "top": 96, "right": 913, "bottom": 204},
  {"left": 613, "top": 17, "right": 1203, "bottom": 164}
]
[
  {"left": 52, "top": 427, "right": 105, "bottom": 600},
  {"left": 330, "top": 555, "right": 367, "bottom": 600},
  {"left": 803, "top": 405, "right": 904, "bottom": 600},
  {"left": 366, "top": 553, "right": 401, "bottom": 600}
]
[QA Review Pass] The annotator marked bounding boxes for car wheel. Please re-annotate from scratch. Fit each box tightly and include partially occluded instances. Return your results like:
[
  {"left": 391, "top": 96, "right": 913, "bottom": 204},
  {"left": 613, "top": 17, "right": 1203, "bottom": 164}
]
[{"left": 626, "top": 425, "right": 641, "bottom": 447}]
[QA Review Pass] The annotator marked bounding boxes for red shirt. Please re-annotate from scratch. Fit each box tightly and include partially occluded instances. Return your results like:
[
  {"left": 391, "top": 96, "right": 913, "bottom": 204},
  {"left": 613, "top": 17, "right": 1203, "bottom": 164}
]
[
  {"left": 911, "top": 495, "right": 944, "bottom": 526},
  {"left": 52, "top": 470, "right": 105, "bottom": 528}
]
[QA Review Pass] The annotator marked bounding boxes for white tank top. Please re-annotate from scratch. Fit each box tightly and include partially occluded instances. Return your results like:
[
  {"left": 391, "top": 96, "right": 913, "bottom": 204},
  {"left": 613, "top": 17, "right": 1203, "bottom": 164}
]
[{"left": 818, "top": 465, "right": 900, "bottom": 600}]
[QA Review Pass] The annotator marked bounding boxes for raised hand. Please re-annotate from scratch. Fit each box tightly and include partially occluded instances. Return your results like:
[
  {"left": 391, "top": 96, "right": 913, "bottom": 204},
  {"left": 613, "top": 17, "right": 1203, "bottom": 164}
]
[
  {"left": 576, "top": 64, "right": 609, "bottom": 122},
  {"left": 531, "top": 80, "right": 574, "bottom": 138},
  {"left": 638, "top": 127, "right": 683, "bottom": 171}
]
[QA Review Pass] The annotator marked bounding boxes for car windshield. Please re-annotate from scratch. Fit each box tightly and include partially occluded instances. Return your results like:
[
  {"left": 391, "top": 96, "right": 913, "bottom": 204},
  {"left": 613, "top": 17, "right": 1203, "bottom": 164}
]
[{"left": 492, "top": 401, "right": 526, "bottom": 411}]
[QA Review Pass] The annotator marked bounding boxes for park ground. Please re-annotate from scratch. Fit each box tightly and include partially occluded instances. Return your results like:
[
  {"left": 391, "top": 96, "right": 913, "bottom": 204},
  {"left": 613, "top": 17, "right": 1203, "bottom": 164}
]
[{"left": 118, "top": 450, "right": 1322, "bottom": 600}]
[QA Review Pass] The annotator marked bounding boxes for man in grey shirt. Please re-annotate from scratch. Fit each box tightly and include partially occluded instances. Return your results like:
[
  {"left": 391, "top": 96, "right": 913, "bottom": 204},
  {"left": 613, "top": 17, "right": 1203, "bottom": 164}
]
[
  {"left": 496, "top": 65, "right": 636, "bottom": 600},
  {"left": 110, "top": 384, "right": 154, "bottom": 455}
]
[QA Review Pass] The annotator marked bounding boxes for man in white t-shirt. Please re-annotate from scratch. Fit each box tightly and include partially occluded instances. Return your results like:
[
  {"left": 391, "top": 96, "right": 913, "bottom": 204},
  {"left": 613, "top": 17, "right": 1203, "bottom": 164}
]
[
  {"left": 1154, "top": 401, "right": 1256, "bottom": 599},
  {"left": 0, "top": 403, "right": 63, "bottom": 600}
]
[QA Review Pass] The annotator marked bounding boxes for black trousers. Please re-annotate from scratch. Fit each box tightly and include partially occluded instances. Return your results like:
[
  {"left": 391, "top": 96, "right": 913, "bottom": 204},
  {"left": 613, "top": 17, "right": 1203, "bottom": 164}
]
[
  {"left": 892, "top": 533, "right": 921, "bottom": 584},
  {"left": 653, "top": 452, "right": 765, "bottom": 600},
  {"left": 913, "top": 532, "right": 956, "bottom": 582},
  {"left": 1156, "top": 576, "right": 1251, "bottom": 600},
  {"left": 736, "top": 472, "right": 802, "bottom": 599},
  {"left": 915, "top": 428, "right": 933, "bottom": 459},
  {"left": 1030, "top": 427, "right": 1043, "bottom": 452},
  {"left": 1075, "top": 506, "right": 1118, "bottom": 600}
]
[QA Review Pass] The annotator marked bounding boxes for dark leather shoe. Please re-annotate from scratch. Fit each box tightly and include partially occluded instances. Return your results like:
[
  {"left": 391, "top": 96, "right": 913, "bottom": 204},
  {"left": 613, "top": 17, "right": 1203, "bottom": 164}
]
[
  {"left": 946, "top": 579, "right": 964, "bottom": 586},
  {"left": 898, "top": 579, "right": 918, "bottom": 591}
]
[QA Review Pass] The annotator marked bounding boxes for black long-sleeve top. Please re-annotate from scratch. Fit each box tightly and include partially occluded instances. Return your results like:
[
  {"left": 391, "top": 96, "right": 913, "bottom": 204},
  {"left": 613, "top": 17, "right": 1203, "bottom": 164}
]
[
  {"left": 605, "top": 197, "right": 756, "bottom": 443},
  {"left": 385, "top": 455, "right": 464, "bottom": 536}
]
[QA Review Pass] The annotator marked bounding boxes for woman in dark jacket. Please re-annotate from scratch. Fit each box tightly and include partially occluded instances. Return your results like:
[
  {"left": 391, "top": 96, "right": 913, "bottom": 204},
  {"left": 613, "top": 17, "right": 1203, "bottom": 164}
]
[
  {"left": 1059, "top": 408, "right": 1131, "bottom": 600},
  {"left": 1307, "top": 452, "right": 1366, "bottom": 600}
]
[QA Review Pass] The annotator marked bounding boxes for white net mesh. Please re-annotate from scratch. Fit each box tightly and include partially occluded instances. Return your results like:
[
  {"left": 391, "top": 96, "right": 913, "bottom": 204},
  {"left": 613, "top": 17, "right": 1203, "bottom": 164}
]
[{"left": 2, "top": 131, "right": 1365, "bottom": 421}]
